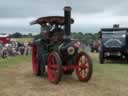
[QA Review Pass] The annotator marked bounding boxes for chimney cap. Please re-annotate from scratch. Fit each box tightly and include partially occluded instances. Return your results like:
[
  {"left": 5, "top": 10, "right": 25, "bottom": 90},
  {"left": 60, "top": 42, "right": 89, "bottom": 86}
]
[
  {"left": 64, "top": 6, "right": 72, "bottom": 11},
  {"left": 113, "top": 24, "right": 119, "bottom": 28}
]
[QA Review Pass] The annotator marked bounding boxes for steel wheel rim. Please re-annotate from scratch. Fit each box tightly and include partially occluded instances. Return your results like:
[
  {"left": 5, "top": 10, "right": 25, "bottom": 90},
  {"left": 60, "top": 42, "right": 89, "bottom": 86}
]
[
  {"left": 48, "top": 53, "right": 59, "bottom": 82},
  {"left": 32, "top": 45, "right": 38, "bottom": 74},
  {"left": 76, "top": 52, "right": 90, "bottom": 81}
]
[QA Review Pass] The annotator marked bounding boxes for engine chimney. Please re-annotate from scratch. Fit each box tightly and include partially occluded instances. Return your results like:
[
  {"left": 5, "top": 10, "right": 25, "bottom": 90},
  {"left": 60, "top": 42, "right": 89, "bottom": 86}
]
[{"left": 64, "top": 6, "right": 72, "bottom": 39}]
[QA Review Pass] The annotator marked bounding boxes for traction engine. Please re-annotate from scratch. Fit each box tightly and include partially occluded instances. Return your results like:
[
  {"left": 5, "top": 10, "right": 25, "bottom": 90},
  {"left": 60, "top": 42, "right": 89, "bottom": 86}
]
[{"left": 30, "top": 6, "right": 93, "bottom": 84}]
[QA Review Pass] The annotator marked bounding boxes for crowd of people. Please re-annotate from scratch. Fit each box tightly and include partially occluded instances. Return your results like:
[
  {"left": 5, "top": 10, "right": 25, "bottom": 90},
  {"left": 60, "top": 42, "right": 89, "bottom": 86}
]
[{"left": 0, "top": 40, "right": 31, "bottom": 59}]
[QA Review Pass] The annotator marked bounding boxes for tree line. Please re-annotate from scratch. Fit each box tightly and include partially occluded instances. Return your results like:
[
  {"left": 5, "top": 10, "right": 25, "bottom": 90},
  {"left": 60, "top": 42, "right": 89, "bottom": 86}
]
[
  {"left": 72, "top": 32, "right": 100, "bottom": 45},
  {"left": 9, "top": 32, "right": 32, "bottom": 38},
  {"left": 9, "top": 32, "right": 100, "bottom": 45}
]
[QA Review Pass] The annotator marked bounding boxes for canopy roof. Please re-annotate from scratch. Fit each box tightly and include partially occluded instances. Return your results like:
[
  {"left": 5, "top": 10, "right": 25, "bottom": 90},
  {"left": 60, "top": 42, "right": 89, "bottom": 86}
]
[
  {"left": 101, "top": 28, "right": 128, "bottom": 32},
  {"left": 0, "top": 34, "right": 9, "bottom": 38},
  {"left": 30, "top": 16, "right": 74, "bottom": 25}
]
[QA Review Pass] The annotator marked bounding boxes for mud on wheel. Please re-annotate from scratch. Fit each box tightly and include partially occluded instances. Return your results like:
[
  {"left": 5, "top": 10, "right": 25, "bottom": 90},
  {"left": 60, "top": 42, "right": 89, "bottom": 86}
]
[
  {"left": 76, "top": 52, "right": 92, "bottom": 82},
  {"left": 32, "top": 44, "right": 41, "bottom": 76},
  {"left": 47, "top": 52, "right": 62, "bottom": 84}
]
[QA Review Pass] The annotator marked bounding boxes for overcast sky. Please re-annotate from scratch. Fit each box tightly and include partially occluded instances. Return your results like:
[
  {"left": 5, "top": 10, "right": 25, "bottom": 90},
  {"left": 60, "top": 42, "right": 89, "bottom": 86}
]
[{"left": 0, "top": 0, "right": 128, "bottom": 34}]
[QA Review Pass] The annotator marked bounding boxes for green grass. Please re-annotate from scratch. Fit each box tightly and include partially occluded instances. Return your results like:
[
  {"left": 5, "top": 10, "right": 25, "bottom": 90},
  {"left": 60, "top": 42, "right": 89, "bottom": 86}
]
[
  {"left": 91, "top": 53, "right": 128, "bottom": 78},
  {"left": 88, "top": 53, "right": 128, "bottom": 96},
  {"left": 0, "top": 55, "right": 31, "bottom": 69},
  {"left": 0, "top": 52, "right": 128, "bottom": 96},
  {"left": 15, "top": 37, "right": 32, "bottom": 43}
]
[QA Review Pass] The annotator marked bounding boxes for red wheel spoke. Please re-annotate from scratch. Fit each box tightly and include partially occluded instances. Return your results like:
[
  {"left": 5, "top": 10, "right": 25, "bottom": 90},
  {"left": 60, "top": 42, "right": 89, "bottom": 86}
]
[
  {"left": 47, "top": 52, "right": 62, "bottom": 84},
  {"left": 80, "top": 64, "right": 86, "bottom": 69},
  {"left": 78, "top": 68, "right": 82, "bottom": 72},
  {"left": 50, "top": 64, "right": 57, "bottom": 69},
  {"left": 32, "top": 45, "right": 41, "bottom": 75},
  {"left": 76, "top": 52, "right": 92, "bottom": 81}
]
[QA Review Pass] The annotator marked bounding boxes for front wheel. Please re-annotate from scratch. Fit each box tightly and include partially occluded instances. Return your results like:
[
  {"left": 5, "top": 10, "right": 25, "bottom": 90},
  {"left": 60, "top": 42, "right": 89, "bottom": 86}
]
[
  {"left": 76, "top": 52, "right": 92, "bottom": 82},
  {"left": 47, "top": 52, "right": 62, "bottom": 84}
]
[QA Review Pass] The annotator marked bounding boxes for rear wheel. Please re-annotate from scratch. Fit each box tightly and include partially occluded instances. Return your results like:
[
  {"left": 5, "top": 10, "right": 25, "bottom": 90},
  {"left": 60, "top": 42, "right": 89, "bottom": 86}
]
[
  {"left": 48, "top": 52, "right": 62, "bottom": 84},
  {"left": 32, "top": 44, "right": 41, "bottom": 76},
  {"left": 76, "top": 52, "right": 92, "bottom": 82}
]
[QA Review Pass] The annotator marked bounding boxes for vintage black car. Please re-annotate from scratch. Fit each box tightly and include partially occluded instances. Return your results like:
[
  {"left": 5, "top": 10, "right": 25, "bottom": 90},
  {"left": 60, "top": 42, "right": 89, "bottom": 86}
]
[{"left": 99, "top": 24, "right": 128, "bottom": 64}]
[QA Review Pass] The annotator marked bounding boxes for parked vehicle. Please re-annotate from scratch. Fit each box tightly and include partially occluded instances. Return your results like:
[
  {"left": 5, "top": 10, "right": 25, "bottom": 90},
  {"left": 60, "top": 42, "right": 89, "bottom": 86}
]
[
  {"left": 30, "top": 6, "right": 93, "bottom": 84},
  {"left": 0, "top": 33, "right": 10, "bottom": 45},
  {"left": 99, "top": 24, "right": 128, "bottom": 64}
]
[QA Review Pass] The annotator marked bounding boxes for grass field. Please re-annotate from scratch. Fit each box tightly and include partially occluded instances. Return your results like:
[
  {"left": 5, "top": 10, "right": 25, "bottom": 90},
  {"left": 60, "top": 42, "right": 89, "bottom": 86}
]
[
  {"left": 0, "top": 55, "right": 31, "bottom": 69},
  {"left": 0, "top": 53, "right": 128, "bottom": 96},
  {"left": 90, "top": 53, "right": 128, "bottom": 96},
  {"left": 15, "top": 37, "right": 32, "bottom": 43}
]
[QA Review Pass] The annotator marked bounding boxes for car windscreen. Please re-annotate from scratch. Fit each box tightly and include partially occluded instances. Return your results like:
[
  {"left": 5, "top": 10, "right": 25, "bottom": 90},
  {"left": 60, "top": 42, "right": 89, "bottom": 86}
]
[{"left": 102, "top": 30, "right": 126, "bottom": 38}]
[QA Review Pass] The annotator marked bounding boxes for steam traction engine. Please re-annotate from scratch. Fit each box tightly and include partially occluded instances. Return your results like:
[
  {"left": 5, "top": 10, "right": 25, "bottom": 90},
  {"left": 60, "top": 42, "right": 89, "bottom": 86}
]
[{"left": 31, "top": 7, "right": 93, "bottom": 84}]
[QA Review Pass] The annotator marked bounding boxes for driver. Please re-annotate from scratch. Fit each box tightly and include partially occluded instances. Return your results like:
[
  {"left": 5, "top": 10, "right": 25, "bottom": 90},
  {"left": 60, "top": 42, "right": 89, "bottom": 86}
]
[
  {"left": 35, "top": 23, "right": 51, "bottom": 73},
  {"left": 49, "top": 24, "right": 64, "bottom": 44},
  {"left": 40, "top": 23, "right": 51, "bottom": 41}
]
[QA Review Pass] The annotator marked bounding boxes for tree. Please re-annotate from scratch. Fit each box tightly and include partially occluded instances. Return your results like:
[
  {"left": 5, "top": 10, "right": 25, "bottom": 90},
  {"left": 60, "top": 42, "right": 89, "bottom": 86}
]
[
  {"left": 28, "top": 33, "right": 32, "bottom": 37},
  {"left": 71, "top": 32, "right": 100, "bottom": 45},
  {"left": 10, "top": 32, "right": 22, "bottom": 38}
]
